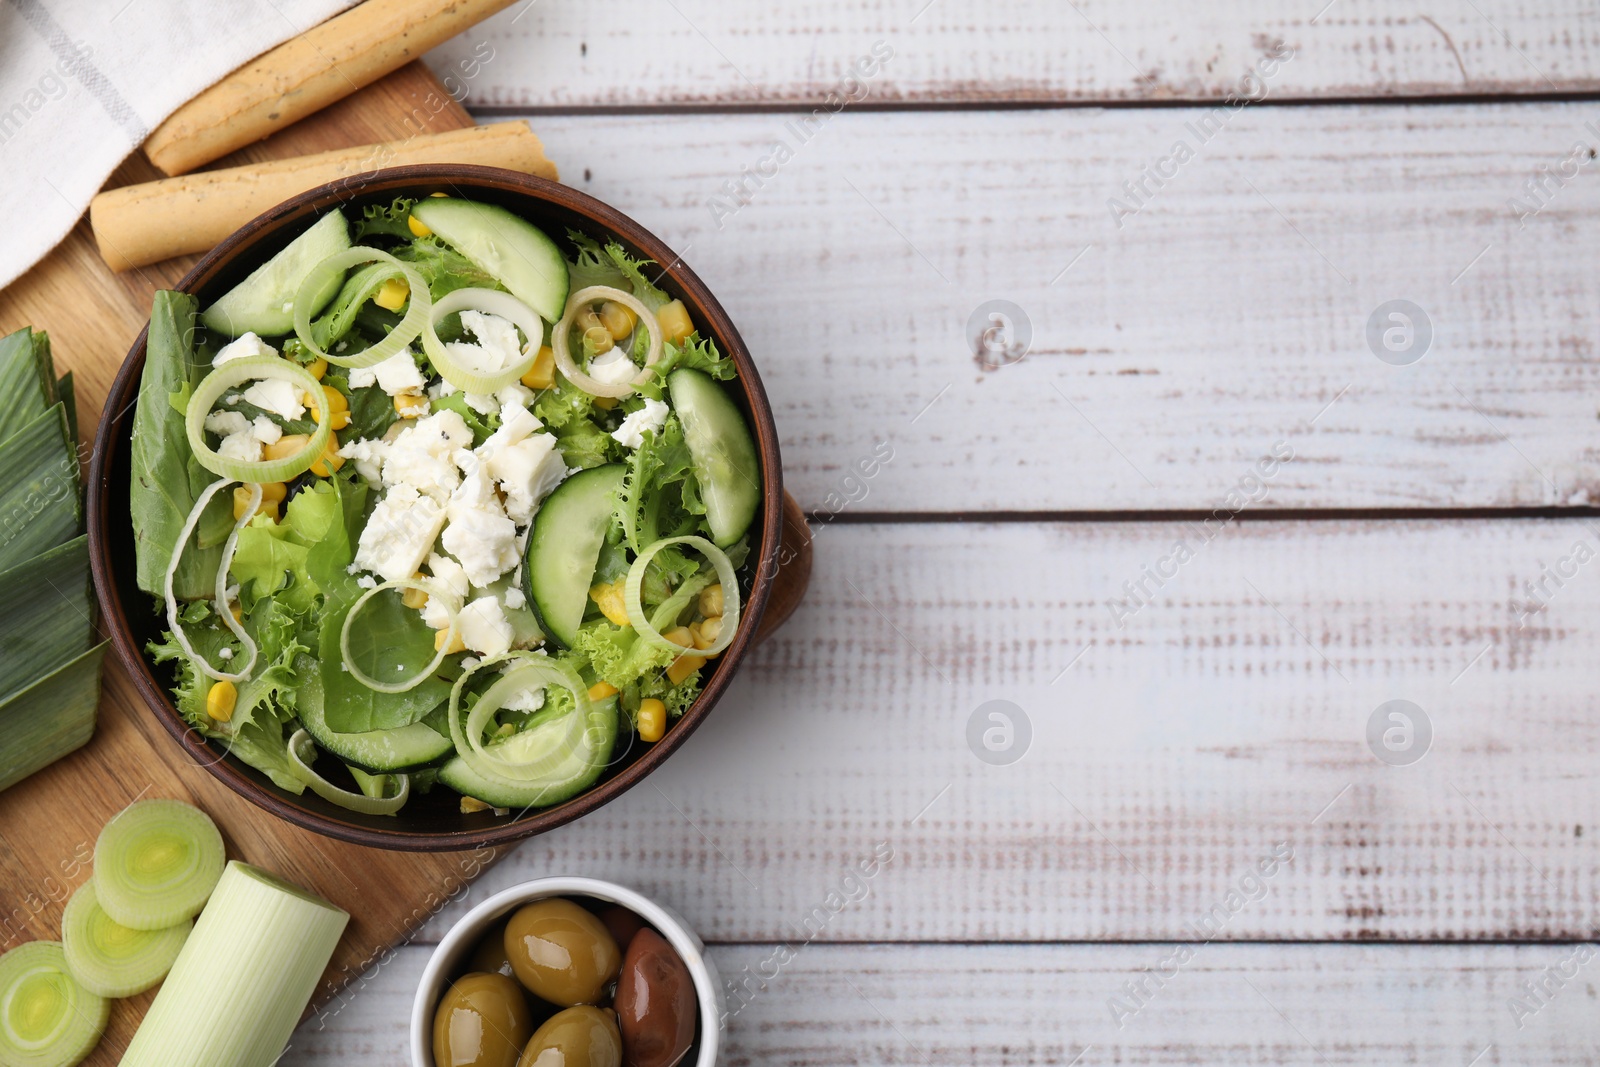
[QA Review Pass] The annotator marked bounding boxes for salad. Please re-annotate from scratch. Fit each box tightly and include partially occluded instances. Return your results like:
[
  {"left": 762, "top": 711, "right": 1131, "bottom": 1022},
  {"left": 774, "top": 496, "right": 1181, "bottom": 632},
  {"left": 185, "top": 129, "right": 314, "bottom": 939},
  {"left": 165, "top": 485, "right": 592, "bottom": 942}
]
[{"left": 129, "top": 194, "right": 761, "bottom": 817}]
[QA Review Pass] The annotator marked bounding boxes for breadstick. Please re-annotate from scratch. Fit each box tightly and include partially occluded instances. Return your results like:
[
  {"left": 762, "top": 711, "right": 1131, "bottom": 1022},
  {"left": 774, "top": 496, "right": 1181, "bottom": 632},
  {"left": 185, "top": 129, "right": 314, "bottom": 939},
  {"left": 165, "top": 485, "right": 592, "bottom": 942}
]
[
  {"left": 145, "top": 0, "right": 518, "bottom": 176},
  {"left": 91, "top": 122, "right": 558, "bottom": 272}
]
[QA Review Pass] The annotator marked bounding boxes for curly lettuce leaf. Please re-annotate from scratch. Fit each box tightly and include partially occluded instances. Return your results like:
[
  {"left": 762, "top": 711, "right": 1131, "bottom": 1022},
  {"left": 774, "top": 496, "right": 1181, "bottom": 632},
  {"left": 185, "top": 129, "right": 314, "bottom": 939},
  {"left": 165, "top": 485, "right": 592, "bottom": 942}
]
[
  {"left": 565, "top": 230, "right": 629, "bottom": 291},
  {"left": 534, "top": 384, "right": 620, "bottom": 469},
  {"left": 395, "top": 236, "right": 505, "bottom": 301},
  {"left": 352, "top": 196, "right": 420, "bottom": 241}
]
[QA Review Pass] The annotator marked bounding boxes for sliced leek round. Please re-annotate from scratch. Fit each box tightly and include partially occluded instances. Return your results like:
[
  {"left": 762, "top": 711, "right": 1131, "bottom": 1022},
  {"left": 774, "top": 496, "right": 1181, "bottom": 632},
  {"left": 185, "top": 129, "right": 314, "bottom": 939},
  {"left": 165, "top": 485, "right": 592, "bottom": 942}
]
[
  {"left": 0, "top": 941, "right": 107, "bottom": 1067},
  {"left": 93, "top": 799, "right": 226, "bottom": 932},
  {"left": 61, "top": 879, "right": 190, "bottom": 998}
]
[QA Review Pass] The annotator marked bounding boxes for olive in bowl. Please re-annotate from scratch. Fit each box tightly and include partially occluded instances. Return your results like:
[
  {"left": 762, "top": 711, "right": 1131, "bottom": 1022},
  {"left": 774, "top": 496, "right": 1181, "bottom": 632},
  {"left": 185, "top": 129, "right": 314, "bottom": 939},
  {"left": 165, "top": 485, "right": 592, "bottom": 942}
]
[{"left": 413, "top": 878, "right": 721, "bottom": 1067}]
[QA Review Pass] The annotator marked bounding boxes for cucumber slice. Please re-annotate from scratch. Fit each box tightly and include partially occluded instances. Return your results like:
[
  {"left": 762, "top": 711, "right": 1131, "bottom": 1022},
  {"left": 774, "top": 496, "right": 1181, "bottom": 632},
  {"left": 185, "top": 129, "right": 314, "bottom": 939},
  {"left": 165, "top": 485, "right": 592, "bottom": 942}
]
[
  {"left": 93, "top": 799, "right": 225, "bottom": 931},
  {"left": 409, "top": 198, "right": 568, "bottom": 322},
  {"left": 201, "top": 210, "right": 351, "bottom": 338},
  {"left": 0, "top": 941, "right": 107, "bottom": 1067},
  {"left": 668, "top": 368, "right": 761, "bottom": 545},
  {"left": 438, "top": 697, "right": 618, "bottom": 809},
  {"left": 296, "top": 658, "right": 452, "bottom": 772},
  {"left": 524, "top": 464, "right": 626, "bottom": 648},
  {"left": 61, "top": 880, "right": 190, "bottom": 999}
]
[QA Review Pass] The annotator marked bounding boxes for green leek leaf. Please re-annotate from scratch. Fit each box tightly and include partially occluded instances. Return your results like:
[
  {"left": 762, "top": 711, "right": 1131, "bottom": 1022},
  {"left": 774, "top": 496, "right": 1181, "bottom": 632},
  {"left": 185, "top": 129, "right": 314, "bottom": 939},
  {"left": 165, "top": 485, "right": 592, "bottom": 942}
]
[
  {"left": 0, "top": 642, "right": 105, "bottom": 792},
  {"left": 0, "top": 535, "right": 95, "bottom": 704},
  {"left": 0, "top": 403, "right": 79, "bottom": 572}
]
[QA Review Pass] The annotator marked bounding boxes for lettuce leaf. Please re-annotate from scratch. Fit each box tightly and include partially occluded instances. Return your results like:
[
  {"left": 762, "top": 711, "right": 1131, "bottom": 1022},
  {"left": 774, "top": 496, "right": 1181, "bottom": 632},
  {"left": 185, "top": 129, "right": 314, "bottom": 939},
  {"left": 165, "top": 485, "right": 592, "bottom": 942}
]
[
  {"left": 534, "top": 384, "right": 620, "bottom": 469},
  {"left": 351, "top": 196, "right": 420, "bottom": 241},
  {"left": 395, "top": 237, "right": 504, "bottom": 301}
]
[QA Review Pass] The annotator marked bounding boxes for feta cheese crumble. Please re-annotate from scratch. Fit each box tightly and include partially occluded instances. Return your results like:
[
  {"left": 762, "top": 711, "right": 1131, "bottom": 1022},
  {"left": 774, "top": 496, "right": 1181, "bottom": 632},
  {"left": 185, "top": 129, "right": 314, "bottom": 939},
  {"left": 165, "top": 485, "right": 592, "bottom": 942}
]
[
  {"left": 587, "top": 348, "right": 638, "bottom": 386},
  {"left": 349, "top": 350, "right": 426, "bottom": 396},
  {"left": 353, "top": 484, "right": 447, "bottom": 582},
  {"left": 241, "top": 378, "right": 305, "bottom": 421},
  {"left": 212, "top": 332, "right": 278, "bottom": 366},
  {"left": 611, "top": 398, "right": 670, "bottom": 449},
  {"left": 457, "top": 595, "right": 514, "bottom": 657}
]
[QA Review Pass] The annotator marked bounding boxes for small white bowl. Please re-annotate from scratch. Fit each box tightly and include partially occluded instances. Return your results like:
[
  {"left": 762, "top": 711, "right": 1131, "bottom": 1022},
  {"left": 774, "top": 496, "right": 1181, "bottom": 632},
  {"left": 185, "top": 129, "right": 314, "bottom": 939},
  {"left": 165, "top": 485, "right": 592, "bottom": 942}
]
[{"left": 411, "top": 877, "right": 723, "bottom": 1067}]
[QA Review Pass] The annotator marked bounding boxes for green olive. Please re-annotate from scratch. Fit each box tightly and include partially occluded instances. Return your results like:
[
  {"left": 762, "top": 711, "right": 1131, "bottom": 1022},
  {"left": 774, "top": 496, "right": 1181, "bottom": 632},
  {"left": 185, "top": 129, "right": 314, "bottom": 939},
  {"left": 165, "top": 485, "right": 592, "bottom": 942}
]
[
  {"left": 504, "top": 899, "right": 622, "bottom": 1007},
  {"left": 433, "top": 972, "right": 535, "bottom": 1067},
  {"left": 516, "top": 1006, "right": 622, "bottom": 1067},
  {"left": 470, "top": 918, "right": 517, "bottom": 979}
]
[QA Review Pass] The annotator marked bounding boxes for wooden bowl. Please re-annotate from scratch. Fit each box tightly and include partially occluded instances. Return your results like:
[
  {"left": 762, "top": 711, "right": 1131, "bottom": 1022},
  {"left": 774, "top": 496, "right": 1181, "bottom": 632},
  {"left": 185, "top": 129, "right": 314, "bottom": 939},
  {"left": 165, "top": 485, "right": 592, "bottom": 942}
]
[{"left": 86, "top": 165, "right": 785, "bottom": 851}]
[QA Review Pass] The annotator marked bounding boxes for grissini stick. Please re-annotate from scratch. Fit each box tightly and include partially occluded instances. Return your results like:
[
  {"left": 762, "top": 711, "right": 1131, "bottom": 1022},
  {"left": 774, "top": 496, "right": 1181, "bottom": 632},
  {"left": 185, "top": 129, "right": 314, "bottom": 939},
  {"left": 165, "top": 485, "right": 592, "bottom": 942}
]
[
  {"left": 91, "top": 121, "right": 557, "bottom": 272},
  {"left": 144, "top": 0, "right": 519, "bottom": 176}
]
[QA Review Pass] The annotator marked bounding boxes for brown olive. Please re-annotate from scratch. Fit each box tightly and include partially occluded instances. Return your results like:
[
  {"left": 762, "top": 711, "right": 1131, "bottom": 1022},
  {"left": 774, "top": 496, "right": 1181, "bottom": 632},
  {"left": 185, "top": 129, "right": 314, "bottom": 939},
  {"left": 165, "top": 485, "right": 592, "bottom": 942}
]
[
  {"left": 505, "top": 898, "right": 622, "bottom": 1007},
  {"left": 470, "top": 918, "right": 517, "bottom": 979},
  {"left": 433, "top": 972, "right": 535, "bottom": 1067},
  {"left": 516, "top": 1006, "right": 622, "bottom": 1067},
  {"left": 597, "top": 906, "right": 645, "bottom": 953},
  {"left": 613, "top": 929, "right": 696, "bottom": 1067}
]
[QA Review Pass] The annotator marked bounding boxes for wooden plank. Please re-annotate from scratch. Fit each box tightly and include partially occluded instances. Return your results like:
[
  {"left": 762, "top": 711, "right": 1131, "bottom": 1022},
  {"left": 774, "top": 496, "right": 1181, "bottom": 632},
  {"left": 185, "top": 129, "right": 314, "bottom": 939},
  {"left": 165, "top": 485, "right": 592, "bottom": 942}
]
[
  {"left": 400, "top": 520, "right": 1599, "bottom": 943},
  {"left": 427, "top": 0, "right": 1600, "bottom": 108},
  {"left": 512, "top": 105, "right": 1600, "bottom": 512},
  {"left": 0, "top": 65, "right": 503, "bottom": 1066},
  {"left": 290, "top": 942, "right": 1600, "bottom": 1064}
]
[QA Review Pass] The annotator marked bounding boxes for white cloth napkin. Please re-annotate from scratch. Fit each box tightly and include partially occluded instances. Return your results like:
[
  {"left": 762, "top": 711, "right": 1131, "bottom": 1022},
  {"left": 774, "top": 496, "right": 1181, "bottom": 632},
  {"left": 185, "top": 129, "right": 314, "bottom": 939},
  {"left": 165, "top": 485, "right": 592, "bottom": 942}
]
[{"left": 0, "top": 0, "right": 358, "bottom": 291}]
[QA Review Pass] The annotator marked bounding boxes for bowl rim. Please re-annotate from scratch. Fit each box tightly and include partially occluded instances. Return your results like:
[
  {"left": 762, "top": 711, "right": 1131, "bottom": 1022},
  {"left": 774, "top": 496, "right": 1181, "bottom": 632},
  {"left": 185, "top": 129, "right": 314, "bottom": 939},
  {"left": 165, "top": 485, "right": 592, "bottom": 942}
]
[
  {"left": 87, "top": 164, "right": 783, "bottom": 851},
  {"left": 408, "top": 876, "right": 722, "bottom": 1067}
]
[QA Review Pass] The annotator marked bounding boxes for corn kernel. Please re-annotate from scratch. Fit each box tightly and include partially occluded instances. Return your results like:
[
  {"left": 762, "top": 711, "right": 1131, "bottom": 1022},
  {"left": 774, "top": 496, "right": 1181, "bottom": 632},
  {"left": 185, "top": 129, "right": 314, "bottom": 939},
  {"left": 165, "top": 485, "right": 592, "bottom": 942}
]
[
  {"left": 460, "top": 796, "right": 492, "bottom": 813},
  {"left": 698, "top": 584, "right": 724, "bottom": 618},
  {"left": 592, "top": 395, "right": 618, "bottom": 410},
  {"left": 309, "top": 433, "right": 343, "bottom": 477},
  {"left": 429, "top": 191, "right": 450, "bottom": 198},
  {"left": 582, "top": 324, "right": 614, "bottom": 356},
  {"left": 230, "top": 603, "right": 243, "bottom": 623},
  {"left": 394, "top": 393, "right": 429, "bottom": 418},
  {"left": 666, "top": 655, "right": 704, "bottom": 685},
  {"left": 305, "top": 357, "right": 328, "bottom": 381},
  {"left": 435, "top": 627, "right": 466, "bottom": 654},
  {"left": 577, "top": 308, "right": 604, "bottom": 333},
  {"left": 589, "top": 581, "right": 630, "bottom": 627},
  {"left": 263, "top": 434, "right": 309, "bottom": 462},
  {"left": 692, "top": 616, "right": 722, "bottom": 651},
  {"left": 307, "top": 385, "right": 351, "bottom": 430},
  {"left": 658, "top": 300, "right": 694, "bottom": 344},
  {"left": 373, "top": 276, "right": 410, "bottom": 312},
  {"left": 588, "top": 681, "right": 619, "bottom": 700},
  {"left": 663, "top": 626, "right": 695, "bottom": 649},
  {"left": 521, "top": 346, "right": 555, "bottom": 390},
  {"left": 638, "top": 698, "right": 666, "bottom": 743},
  {"left": 232, "top": 486, "right": 283, "bottom": 522},
  {"left": 257, "top": 481, "right": 289, "bottom": 503},
  {"left": 401, "top": 577, "right": 429, "bottom": 610},
  {"left": 599, "top": 300, "right": 637, "bottom": 340},
  {"left": 408, "top": 215, "right": 433, "bottom": 238},
  {"left": 206, "top": 680, "right": 237, "bottom": 723}
]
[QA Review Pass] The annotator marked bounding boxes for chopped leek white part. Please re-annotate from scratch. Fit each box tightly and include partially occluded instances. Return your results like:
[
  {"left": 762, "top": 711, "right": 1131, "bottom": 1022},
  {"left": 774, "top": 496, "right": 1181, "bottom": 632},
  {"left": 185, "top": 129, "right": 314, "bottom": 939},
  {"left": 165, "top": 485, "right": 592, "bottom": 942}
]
[
  {"left": 183, "top": 356, "right": 329, "bottom": 483},
  {"left": 61, "top": 880, "right": 190, "bottom": 998},
  {"left": 339, "top": 576, "right": 459, "bottom": 693},
  {"left": 118, "top": 862, "right": 348, "bottom": 1067},
  {"left": 623, "top": 535, "right": 741, "bottom": 655},
  {"left": 287, "top": 730, "right": 410, "bottom": 815},
  {"left": 162, "top": 479, "right": 257, "bottom": 684},
  {"left": 0, "top": 941, "right": 107, "bottom": 1067},
  {"left": 446, "top": 655, "right": 592, "bottom": 787},
  {"left": 550, "top": 285, "right": 663, "bottom": 398},
  {"left": 292, "top": 248, "right": 430, "bottom": 368},
  {"left": 420, "top": 287, "right": 544, "bottom": 393},
  {"left": 93, "top": 799, "right": 226, "bottom": 932}
]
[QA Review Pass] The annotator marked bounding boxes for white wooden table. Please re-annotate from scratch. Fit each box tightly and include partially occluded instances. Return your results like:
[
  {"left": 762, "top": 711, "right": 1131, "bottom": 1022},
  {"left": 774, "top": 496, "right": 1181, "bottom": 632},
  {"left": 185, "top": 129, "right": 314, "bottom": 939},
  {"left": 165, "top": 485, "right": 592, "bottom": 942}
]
[{"left": 293, "top": 4, "right": 1600, "bottom": 1062}]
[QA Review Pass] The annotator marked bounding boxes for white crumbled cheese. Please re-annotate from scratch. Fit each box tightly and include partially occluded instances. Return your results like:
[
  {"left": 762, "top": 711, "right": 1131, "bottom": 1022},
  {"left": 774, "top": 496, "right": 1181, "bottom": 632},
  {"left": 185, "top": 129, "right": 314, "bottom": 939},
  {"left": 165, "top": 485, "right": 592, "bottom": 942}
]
[
  {"left": 380, "top": 410, "right": 473, "bottom": 499},
  {"left": 497, "top": 383, "right": 535, "bottom": 410},
  {"left": 353, "top": 483, "right": 447, "bottom": 582},
  {"left": 444, "top": 311, "right": 526, "bottom": 377},
  {"left": 213, "top": 332, "right": 278, "bottom": 366},
  {"left": 204, "top": 410, "right": 251, "bottom": 438},
  {"left": 420, "top": 552, "right": 469, "bottom": 629},
  {"left": 501, "top": 680, "right": 544, "bottom": 712},
  {"left": 349, "top": 350, "right": 426, "bottom": 396},
  {"left": 356, "top": 575, "right": 377, "bottom": 589},
  {"left": 250, "top": 415, "right": 282, "bottom": 444},
  {"left": 587, "top": 348, "right": 638, "bottom": 386},
  {"left": 241, "top": 378, "right": 305, "bottom": 421},
  {"left": 217, "top": 430, "right": 262, "bottom": 463},
  {"left": 428, "top": 378, "right": 457, "bottom": 400},
  {"left": 611, "top": 398, "right": 670, "bottom": 449},
  {"left": 339, "top": 438, "right": 386, "bottom": 486},
  {"left": 457, "top": 596, "right": 514, "bottom": 657},
  {"left": 464, "top": 391, "right": 499, "bottom": 415},
  {"left": 440, "top": 468, "right": 519, "bottom": 586},
  {"left": 492, "top": 433, "right": 567, "bottom": 524},
  {"left": 217, "top": 647, "right": 233, "bottom": 661},
  {"left": 503, "top": 586, "right": 526, "bottom": 610}
]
